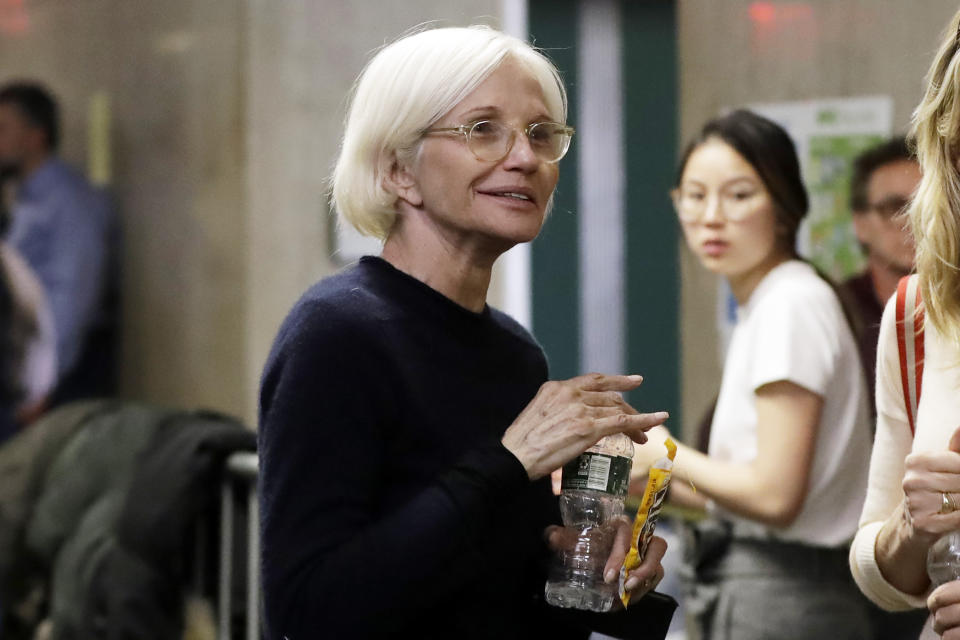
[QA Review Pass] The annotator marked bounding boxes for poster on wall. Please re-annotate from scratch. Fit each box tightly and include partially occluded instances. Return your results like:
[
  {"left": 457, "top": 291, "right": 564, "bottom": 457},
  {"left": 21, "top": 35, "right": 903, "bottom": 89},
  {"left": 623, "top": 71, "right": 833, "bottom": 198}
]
[
  {"left": 750, "top": 95, "right": 894, "bottom": 279},
  {"left": 715, "top": 96, "right": 894, "bottom": 351}
]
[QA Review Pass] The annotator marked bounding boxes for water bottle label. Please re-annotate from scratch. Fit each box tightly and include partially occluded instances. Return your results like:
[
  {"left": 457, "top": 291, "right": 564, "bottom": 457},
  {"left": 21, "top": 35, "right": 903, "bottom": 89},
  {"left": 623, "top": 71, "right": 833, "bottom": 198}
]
[{"left": 561, "top": 453, "right": 631, "bottom": 496}]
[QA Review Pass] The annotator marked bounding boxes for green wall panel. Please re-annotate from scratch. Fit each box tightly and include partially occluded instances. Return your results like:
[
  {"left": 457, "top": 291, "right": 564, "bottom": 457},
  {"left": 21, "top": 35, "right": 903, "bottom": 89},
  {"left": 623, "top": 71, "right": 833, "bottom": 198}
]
[
  {"left": 530, "top": 0, "right": 580, "bottom": 380},
  {"left": 622, "top": 1, "right": 680, "bottom": 423}
]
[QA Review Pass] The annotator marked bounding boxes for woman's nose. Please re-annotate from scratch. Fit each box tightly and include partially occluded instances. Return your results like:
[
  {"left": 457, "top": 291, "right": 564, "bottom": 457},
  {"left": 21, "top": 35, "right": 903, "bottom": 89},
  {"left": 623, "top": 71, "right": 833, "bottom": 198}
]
[
  {"left": 502, "top": 131, "right": 539, "bottom": 170},
  {"left": 701, "top": 194, "right": 725, "bottom": 225}
]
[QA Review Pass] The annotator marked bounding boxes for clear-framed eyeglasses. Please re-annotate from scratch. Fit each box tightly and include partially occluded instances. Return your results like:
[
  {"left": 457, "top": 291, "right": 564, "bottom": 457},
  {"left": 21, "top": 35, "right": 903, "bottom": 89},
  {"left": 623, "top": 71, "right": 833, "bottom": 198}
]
[
  {"left": 671, "top": 186, "right": 765, "bottom": 223},
  {"left": 422, "top": 119, "right": 575, "bottom": 164}
]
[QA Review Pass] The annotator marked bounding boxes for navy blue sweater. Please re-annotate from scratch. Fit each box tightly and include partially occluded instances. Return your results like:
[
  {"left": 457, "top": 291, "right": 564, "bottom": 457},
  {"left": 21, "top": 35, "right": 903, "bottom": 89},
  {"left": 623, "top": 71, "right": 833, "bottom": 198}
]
[{"left": 259, "top": 257, "right": 586, "bottom": 639}]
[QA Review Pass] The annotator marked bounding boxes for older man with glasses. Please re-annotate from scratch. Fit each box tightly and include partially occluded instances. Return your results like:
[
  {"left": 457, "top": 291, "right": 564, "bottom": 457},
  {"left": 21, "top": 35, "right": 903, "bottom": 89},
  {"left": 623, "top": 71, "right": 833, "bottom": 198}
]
[
  {"left": 842, "top": 138, "right": 927, "bottom": 640},
  {"left": 842, "top": 137, "right": 920, "bottom": 410}
]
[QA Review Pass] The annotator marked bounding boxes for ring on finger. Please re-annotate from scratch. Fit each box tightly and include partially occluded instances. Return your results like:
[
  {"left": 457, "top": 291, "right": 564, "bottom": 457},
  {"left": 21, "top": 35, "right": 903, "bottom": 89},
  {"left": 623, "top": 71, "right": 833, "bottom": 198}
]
[{"left": 942, "top": 491, "right": 959, "bottom": 515}]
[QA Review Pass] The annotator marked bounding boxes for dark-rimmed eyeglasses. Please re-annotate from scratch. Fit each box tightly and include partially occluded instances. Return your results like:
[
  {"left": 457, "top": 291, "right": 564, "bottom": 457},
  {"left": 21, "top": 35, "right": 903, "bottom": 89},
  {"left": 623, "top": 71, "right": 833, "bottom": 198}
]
[
  {"left": 863, "top": 195, "right": 910, "bottom": 219},
  {"left": 422, "top": 119, "right": 575, "bottom": 164}
]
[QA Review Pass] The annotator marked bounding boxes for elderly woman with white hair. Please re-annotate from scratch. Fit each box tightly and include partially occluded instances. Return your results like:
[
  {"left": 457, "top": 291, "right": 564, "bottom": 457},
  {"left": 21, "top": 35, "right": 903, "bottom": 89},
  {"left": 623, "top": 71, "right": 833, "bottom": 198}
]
[{"left": 258, "top": 25, "right": 671, "bottom": 640}]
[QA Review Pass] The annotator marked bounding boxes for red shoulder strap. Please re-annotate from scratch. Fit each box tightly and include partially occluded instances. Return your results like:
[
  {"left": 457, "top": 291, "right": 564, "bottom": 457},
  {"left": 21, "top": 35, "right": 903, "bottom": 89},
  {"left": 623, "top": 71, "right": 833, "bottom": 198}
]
[{"left": 895, "top": 275, "right": 924, "bottom": 436}]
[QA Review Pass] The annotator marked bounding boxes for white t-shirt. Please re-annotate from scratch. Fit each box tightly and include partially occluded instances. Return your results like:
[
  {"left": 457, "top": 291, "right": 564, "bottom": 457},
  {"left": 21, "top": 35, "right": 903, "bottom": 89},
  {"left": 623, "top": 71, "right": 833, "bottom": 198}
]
[{"left": 708, "top": 260, "right": 872, "bottom": 546}]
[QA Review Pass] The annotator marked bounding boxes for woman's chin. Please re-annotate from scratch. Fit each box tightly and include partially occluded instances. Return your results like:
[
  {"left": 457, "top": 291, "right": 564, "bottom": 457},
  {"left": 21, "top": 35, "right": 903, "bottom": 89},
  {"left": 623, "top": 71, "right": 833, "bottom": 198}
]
[
  {"left": 696, "top": 252, "right": 728, "bottom": 273},
  {"left": 487, "top": 222, "right": 545, "bottom": 251}
]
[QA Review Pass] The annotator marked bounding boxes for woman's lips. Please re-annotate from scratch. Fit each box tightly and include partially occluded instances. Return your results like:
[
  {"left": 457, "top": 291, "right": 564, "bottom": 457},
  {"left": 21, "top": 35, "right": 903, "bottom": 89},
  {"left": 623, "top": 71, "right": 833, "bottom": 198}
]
[
  {"left": 477, "top": 188, "right": 537, "bottom": 208},
  {"left": 702, "top": 240, "right": 728, "bottom": 257}
]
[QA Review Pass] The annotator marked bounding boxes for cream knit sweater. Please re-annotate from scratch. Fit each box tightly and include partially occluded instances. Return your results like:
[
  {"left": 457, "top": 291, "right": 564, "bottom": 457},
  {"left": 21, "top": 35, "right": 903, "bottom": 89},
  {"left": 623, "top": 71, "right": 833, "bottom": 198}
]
[{"left": 850, "top": 291, "right": 960, "bottom": 620}]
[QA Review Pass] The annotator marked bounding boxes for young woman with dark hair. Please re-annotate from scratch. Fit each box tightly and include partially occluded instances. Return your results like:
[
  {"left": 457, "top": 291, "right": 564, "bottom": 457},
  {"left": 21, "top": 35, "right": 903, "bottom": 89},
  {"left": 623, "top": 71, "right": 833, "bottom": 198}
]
[{"left": 634, "top": 109, "right": 875, "bottom": 639}]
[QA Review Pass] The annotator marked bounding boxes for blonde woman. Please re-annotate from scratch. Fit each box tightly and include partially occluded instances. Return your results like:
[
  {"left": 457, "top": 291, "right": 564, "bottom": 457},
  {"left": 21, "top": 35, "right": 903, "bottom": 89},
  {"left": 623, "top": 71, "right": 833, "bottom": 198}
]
[{"left": 848, "top": 10, "right": 960, "bottom": 639}]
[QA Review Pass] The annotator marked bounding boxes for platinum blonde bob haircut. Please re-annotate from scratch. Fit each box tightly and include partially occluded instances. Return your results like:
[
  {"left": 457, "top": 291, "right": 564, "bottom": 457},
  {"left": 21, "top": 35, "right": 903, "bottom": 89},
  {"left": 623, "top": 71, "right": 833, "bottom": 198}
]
[
  {"left": 331, "top": 25, "right": 567, "bottom": 241},
  {"left": 909, "top": 8, "right": 960, "bottom": 350}
]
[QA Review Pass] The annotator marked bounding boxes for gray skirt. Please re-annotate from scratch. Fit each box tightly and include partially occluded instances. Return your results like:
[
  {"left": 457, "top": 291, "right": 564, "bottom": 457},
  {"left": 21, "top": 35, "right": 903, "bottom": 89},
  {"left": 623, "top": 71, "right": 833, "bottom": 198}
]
[{"left": 683, "top": 519, "right": 895, "bottom": 640}]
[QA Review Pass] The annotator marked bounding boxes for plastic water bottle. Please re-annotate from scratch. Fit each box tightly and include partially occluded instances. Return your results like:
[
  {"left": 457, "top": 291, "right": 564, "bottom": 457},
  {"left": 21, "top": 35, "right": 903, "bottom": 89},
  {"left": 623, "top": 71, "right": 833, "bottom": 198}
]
[
  {"left": 545, "top": 433, "right": 634, "bottom": 612},
  {"left": 928, "top": 531, "right": 960, "bottom": 587}
]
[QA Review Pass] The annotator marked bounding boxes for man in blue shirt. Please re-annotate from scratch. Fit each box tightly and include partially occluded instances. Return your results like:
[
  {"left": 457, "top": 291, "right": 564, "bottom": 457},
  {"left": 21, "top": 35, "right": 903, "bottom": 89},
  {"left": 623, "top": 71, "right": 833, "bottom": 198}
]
[{"left": 0, "top": 81, "right": 116, "bottom": 404}]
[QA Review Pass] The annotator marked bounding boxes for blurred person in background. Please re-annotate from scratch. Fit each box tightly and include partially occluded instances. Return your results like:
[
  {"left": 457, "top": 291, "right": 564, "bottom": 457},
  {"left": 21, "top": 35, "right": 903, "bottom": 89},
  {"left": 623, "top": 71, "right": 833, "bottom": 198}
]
[
  {"left": 849, "top": 11, "right": 960, "bottom": 639},
  {"left": 633, "top": 109, "right": 875, "bottom": 639},
  {"left": 0, "top": 241, "right": 55, "bottom": 444},
  {"left": 843, "top": 137, "right": 928, "bottom": 640},
  {"left": 842, "top": 137, "right": 920, "bottom": 411},
  {"left": 0, "top": 81, "right": 116, "bottom": 406},
  {"left": 258, "top": 25, "right": 673, "bottom": 640}
]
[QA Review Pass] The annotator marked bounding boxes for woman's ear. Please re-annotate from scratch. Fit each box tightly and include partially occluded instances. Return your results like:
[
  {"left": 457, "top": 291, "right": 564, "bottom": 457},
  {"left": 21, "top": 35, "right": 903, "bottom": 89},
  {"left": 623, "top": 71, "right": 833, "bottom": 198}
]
[{"left": 381, "top": 152, "right": 423, "bottom": 208}]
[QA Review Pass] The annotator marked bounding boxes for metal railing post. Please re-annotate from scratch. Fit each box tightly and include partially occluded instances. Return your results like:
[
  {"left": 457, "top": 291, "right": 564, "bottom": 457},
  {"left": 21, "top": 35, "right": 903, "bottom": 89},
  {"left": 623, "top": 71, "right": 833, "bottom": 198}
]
[
  {"left": 223, "top": 452, "right": 260, "bottom": 640},
  {"left": 218, "top": 474, "right": 234, "bottom": 640}
]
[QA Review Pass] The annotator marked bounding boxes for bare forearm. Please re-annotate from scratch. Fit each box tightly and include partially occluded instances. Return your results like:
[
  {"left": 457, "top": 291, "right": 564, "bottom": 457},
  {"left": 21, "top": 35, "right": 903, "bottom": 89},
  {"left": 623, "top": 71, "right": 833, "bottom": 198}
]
[
  {"left": 630, "top": 468, "right": 707, "bottom": 512},
  {"left": 669, "top": 441, "right": 803, "bottom": 527},
  {"left": 875, "top": 501, "right": 933, "bottom": 596},
  {"left": 669, "top": 480, "right": 707, "bottom": 511}
]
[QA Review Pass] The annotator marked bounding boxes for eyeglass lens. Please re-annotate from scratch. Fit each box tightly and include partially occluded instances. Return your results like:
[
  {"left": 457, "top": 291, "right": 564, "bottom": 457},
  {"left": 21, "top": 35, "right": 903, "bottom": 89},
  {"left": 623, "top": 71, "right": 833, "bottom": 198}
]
[
  {"left": 674, "top": 189, "right": 758, "bottom": 222},
  {"left": 468, "top": 121, "right": 570, "bottom": 162},
  {"left": 870, "top": 196, "right": 909, "bottom": 218}
]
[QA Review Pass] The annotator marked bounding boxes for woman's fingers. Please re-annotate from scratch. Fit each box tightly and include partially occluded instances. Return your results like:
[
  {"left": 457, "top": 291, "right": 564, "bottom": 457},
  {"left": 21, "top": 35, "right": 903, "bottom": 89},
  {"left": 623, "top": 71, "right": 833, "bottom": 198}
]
[
  {"left": 595, "top": 411, "right": 670, "bottom": 442},
  {"left": 904, "top": 472, "right": 960, "bottom": 495},
  {"left": 933, "top": 603, "right": 960, "bottom": 637},
  {"left": 905, "top": 451, "right": 960, "bottom": 475},
  {"left": 543, "top": 525, "right": 564, "bottom": 551},
  {"left": 949, "top": 424, "right": 960, "bottom": 454},
  {"left": 503, "top": 373, "right": 668, "bottom": 479},
  {"left": 901, "top": 464, "right": 960, "bottom": 538},
  {"left": 622, "top": 536, "right": 668, "bottom": 596},
  {"left": 577, "top": 373, "right": 644, "bottom": 393},
  {"left": 624, "top": 565, "right": 665, "bottom": 597},
  {"left": 581, "top": 390, "right": 633, "bottom": 411},
  {"left": 602, "top": 518, "right": 633, "bottom": 583},
  {"left": 930, "top": 582, "right": 960, "bottom": 635}
]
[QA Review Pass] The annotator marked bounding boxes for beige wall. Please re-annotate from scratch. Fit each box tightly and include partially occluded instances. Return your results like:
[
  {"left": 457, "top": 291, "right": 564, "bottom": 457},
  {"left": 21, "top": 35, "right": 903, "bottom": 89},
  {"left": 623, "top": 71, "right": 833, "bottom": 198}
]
[
  {"left": 0, "top": 1, "right": 250, "bottom": 417},
  {"left": 677, "top": 0, "right": 959, "bottom": 435},
  {"left": 0, "top": 0, "right": 499, "bottom": 425},
  {"left": 244, "top": 0, "right": 500, "bottom": 419}
]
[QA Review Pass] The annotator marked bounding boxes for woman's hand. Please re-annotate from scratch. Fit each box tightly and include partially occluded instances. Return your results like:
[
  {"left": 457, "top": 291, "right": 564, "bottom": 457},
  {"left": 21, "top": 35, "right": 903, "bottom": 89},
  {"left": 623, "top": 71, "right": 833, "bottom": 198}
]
[
  {"left": 901, "top": 426, "right": 960, "bottom": 546},
  {"left": 631, "top": 425, "right": 673, "bottom": 475},
  {"left": 502, "top": 373, "right": 669, "bottom": 481},
  {"left": 606, "top": 523, "right": 668, "bottom": 599},
  {"left": 544, "top": 521, "right": 667, "bottom": 603},
  {"left": 875, "top": 426, "right": 960, "bottom": 595},
  {"left": 930, "top": 581, "right": 960, "bottom": 639}
]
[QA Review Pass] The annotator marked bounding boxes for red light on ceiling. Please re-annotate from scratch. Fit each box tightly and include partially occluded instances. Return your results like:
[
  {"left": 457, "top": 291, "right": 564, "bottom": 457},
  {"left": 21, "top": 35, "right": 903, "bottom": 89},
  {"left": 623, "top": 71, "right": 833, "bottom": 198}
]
[
  {"left": 749, "top": 2, "right": 777, "bottom": 24},
  {"left": 0, "top": 0, "right": 29, "bottom": 35},
  {"left": 748, "top": 2, "right": 817, "bottom": 59}
]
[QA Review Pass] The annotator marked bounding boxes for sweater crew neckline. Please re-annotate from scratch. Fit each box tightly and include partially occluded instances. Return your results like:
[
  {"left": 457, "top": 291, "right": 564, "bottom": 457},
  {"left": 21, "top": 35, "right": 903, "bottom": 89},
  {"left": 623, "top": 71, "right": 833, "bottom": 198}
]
[{"left": 358, "top": 255, "right": 493, "bottom": 323}]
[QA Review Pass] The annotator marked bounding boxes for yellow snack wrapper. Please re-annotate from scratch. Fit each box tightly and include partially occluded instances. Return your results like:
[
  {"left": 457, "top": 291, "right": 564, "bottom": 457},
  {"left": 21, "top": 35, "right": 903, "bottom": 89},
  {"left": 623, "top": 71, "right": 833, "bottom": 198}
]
[{"left": 618, "top": 437, "right": 676, "bottom": 607}]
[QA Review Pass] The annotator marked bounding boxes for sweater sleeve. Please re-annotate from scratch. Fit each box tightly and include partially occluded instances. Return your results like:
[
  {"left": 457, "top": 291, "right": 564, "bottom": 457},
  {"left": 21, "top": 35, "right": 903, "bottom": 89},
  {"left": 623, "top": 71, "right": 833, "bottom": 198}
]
[
  {"left": 258, "top": 303, "right": 532, "bottom": 639},
  {"left": 849, "top": 295, "right": 927, "bottom": 611}
]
